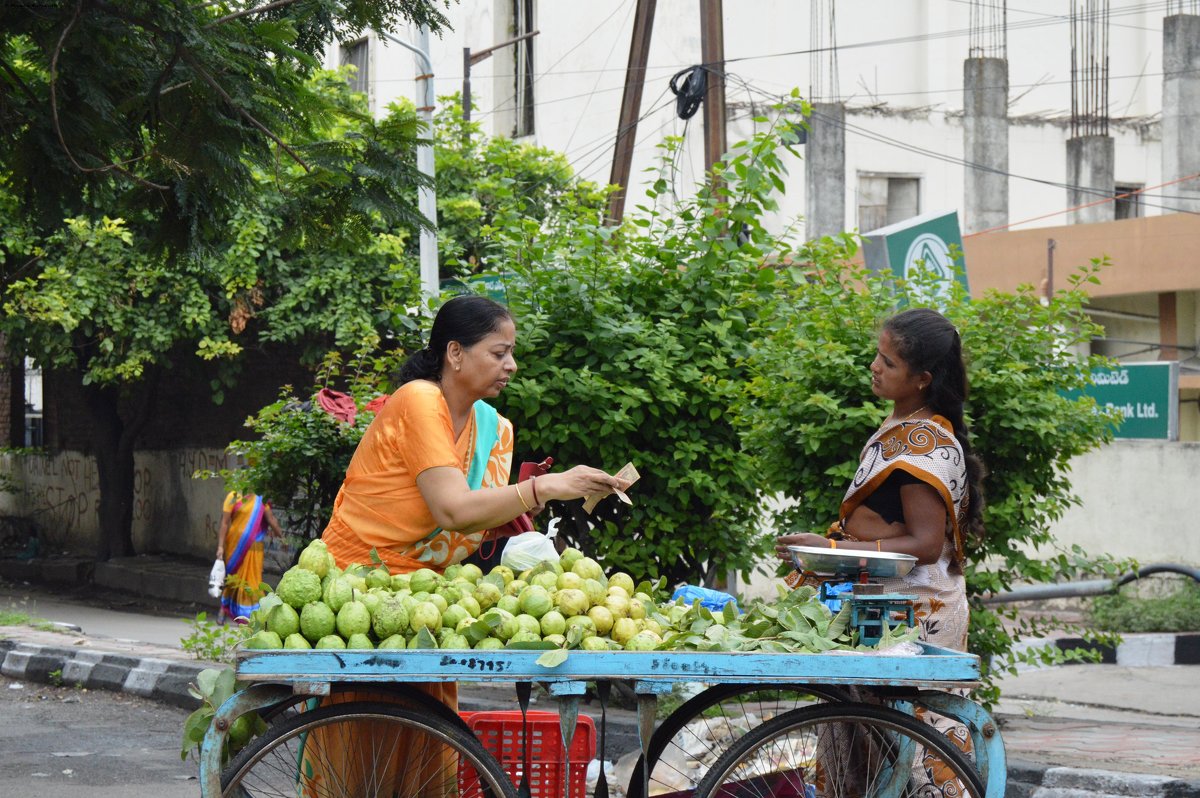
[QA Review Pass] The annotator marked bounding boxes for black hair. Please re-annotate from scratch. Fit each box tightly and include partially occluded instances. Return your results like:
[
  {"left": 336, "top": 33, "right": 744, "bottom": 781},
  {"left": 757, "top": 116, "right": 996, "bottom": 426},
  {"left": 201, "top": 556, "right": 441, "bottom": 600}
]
[
  {"left": 398, "top": 295, "right": 513, "bottom": 385},
  {"left": 883, "top": 307, "right": 986, "bottom": 538}
]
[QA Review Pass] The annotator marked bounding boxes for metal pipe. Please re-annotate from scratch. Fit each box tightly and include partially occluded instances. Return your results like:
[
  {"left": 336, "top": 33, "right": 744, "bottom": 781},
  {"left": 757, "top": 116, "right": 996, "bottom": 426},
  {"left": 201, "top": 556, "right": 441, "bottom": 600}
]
[
  {"left": 377, "top": 27, "right": 439, "bottom": 303},
  {"left": 980, "top": 562, "right": 1200, "bottom": 605}
]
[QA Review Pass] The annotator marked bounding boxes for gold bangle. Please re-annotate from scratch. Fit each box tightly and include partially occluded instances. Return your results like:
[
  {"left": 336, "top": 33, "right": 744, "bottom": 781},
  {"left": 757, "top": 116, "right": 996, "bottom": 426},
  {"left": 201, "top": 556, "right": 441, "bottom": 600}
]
[
  {"left": 829, "top": 539, "right": 837, "bottom": 550},
  {"left": 876, "top": 540, "right": 882, "bottom": 552},
  {"left": 515, "top": 482, "right": 532, "bottom": 512}
]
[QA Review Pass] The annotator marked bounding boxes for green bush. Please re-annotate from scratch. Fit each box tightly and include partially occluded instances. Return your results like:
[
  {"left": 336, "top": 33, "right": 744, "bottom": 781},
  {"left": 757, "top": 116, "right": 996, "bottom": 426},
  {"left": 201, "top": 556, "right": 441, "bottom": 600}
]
[
  {"left": 1089, "top": 578, "right": 1200, "bottom": 633},
  {"left": 494, "top": 119, "right": 805, "bottom": 587}
]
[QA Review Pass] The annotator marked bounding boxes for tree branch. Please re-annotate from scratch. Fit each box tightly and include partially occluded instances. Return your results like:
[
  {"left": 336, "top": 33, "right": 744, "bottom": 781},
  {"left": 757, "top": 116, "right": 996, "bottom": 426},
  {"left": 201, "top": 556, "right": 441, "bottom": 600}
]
[
  {"left": 205, "top": 0, "right": 305, "bottom": 28},
  {"left": 181, "top": 48, "right": 311, "bottom": 171},
  {"left": 0, "top": 57, "right": 39, "bottom": 105},
  {"left": 49, "top": 1, "right": 170, "bottom": 190}
]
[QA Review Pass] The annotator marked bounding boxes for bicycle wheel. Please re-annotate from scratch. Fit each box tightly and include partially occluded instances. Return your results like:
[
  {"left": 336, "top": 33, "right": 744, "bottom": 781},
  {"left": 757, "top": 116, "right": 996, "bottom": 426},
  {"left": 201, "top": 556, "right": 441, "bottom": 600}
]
[
  {"left": 627, "top": 684, "right": 851, "bottom": 798},
  {"left": 694, "top": 702, "right": 985, "bottom": 798},
  {"left": 221, "top": 700, "right": 517, "bottom": 798}
]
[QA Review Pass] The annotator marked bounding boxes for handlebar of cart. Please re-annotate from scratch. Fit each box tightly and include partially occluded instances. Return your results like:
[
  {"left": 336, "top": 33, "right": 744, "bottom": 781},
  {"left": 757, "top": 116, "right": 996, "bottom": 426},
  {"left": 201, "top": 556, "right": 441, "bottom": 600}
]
[{"left": 199, "top": 646, "right": 1006, "bottom": 798}]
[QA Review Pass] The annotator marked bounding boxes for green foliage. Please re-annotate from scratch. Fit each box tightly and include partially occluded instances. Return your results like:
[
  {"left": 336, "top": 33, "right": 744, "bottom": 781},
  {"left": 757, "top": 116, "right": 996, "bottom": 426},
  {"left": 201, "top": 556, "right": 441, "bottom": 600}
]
[
  {"left": 180, "top": 665, "right": 266, "bottom": 764},
  {"left": 0, "top": 1, "right": 448, "bottom": 251},
  {"left": 200, "top": 351, "right": 405, "bottom": 539},
  {"left": 431, "top": 97, "right": 608, "bottom": 274},
  {"left": 180, "top": 612, "right": 254, "bottom": 664},
  {"left": 494, "top": 111, "right": 808, "bottom": 587},
  {"left": 737, "top": 250, "right": 1125, "bottom": 703},
  {"left": 1089, "top": 577, "right": 1200, "bottom": 633}
]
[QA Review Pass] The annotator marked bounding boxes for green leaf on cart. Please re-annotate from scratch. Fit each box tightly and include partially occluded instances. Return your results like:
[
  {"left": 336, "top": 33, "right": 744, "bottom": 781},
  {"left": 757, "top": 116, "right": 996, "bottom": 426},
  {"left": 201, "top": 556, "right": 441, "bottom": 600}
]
[{"left": 536, "top": 648, "right": 569, "bottom": 668}]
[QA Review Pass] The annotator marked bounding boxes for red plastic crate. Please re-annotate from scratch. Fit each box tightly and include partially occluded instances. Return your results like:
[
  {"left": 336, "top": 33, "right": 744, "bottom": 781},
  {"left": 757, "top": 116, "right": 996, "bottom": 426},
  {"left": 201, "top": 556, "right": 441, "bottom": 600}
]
[{"left": 458, "top": 710, "right": 596, "bottom": 798}]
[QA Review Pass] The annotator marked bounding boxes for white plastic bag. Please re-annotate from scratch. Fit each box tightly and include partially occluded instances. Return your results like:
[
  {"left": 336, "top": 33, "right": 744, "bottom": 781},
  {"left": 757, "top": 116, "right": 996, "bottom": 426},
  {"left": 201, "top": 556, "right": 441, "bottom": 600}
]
[
  {"left": 207, "top": 558, "right": 226, "bottom": 598},
  {"left": 500, "top": 518, "right": 562, "bottom": 571}
]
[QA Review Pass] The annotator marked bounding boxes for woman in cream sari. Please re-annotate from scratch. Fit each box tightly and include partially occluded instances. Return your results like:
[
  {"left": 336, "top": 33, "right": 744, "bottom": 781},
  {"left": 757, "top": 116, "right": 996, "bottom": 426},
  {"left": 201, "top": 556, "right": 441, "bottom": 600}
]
[{"left": 776, "top": 308, "right": 986, "bottom": 796}]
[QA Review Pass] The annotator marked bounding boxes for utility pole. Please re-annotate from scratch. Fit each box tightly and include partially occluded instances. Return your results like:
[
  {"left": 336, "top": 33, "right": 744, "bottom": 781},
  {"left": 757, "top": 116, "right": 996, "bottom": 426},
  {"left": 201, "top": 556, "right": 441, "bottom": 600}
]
[
  {"left": 605, "top": 0, "right": 657, "bottom": 225},
  {"left": 699, "top": 0, "right": 727, "bottom": 177},
  {"left": 462, "top": 30, "right": 541, "bottom": 143},
  {"left": 377, "top": 27, "right": 440, "bottom": 302}
]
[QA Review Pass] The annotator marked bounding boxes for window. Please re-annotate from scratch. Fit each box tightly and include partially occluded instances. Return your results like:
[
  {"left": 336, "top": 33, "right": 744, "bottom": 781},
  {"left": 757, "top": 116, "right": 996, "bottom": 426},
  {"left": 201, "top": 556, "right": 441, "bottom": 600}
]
[
  {"left": 1115, "top": 184, "right": 1143, "bottom": 220},
  {"left": 857, "top": 175, "right": 920, "bottom": 232},
  {"left": 512, "top": 0, "right": 535, "bottom": 137},
  {"left": 340, "top": 37, "right": 369, "bottom": 96},
  {"left": 24, "top": 357, "right": 42, "bottom": 448}
]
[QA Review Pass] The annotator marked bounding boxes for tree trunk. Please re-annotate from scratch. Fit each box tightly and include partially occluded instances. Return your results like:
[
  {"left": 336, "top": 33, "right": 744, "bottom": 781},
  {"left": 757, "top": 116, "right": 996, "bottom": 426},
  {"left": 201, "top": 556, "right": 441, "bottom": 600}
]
[
  {"left": 84, "top": 382, "right": 133, "bottom": 560},
  {"left": 80, "top": 369, "right": 158, "bottom": 561}
]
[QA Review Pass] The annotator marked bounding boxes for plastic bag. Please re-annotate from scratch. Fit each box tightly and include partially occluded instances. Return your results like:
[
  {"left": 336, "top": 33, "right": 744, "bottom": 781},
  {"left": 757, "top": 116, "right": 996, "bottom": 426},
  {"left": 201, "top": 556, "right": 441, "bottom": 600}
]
[
  {"left": 207, "top": 558, "right": 226, "bottom": 598},
  {"left": 500, "top": 531, "right": 560, "bottom": 572},
  {"left": 671, "top": 584, "right": 740, "bottom": 613}
]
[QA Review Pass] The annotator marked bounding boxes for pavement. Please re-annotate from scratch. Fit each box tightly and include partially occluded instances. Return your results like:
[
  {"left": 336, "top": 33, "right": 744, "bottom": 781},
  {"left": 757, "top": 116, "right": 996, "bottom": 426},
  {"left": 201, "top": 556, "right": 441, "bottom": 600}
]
[{"left": 2, "top": 554, "right": 1200, "bottom": 797}]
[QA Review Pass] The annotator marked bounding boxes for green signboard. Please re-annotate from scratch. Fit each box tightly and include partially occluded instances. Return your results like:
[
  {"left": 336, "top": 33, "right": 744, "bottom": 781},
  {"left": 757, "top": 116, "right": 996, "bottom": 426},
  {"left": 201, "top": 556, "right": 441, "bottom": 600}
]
[
  {"left": 862, "top": 210, "right": 970, "bottom": 300},
  {"left": 1063, "top": 361, "right": 1179, "bottom": 440}
]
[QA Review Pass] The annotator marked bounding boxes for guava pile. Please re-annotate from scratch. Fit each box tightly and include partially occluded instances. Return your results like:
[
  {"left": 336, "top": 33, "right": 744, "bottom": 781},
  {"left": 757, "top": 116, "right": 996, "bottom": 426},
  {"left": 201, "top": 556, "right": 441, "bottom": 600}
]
[{"left": 241, "top": 538, "right": 911, "bottom": 654}]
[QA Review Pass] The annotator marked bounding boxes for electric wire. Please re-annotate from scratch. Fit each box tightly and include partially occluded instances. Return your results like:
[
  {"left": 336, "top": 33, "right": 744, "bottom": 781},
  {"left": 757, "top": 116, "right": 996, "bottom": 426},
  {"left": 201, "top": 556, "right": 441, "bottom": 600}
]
[
  {"left": 563, "top": 0, "right": 637, "bottom": 153},
  {"left": 719, "top": 71, "right": 1200, "bottom": 219}
]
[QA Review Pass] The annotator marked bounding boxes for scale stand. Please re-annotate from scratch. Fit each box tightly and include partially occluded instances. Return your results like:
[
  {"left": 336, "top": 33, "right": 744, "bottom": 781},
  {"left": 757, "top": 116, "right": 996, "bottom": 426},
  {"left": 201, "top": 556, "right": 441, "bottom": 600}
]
[{"left": 818, "top": 570, "right": 916, "bottom": 647}]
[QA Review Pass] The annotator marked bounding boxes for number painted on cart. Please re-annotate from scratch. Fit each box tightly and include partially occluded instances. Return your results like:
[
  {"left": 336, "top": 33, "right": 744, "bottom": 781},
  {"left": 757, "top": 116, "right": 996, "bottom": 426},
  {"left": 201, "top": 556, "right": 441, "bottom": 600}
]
[
  {"left": 438, "top": 655, "right": 509, "bottom": 672},
  {"left": 650, "top": 657, "right": 715, "bottom": 675}
]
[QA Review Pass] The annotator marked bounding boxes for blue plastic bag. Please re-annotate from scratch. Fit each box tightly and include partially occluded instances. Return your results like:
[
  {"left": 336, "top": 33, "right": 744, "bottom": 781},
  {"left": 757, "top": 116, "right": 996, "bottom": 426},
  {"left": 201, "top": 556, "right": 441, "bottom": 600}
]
[
  {"left": 819, "top": 581, "right": 855, "bottom": 612},
  {"left": 672, "top": 585, "right": 740, "bottom": 614}
]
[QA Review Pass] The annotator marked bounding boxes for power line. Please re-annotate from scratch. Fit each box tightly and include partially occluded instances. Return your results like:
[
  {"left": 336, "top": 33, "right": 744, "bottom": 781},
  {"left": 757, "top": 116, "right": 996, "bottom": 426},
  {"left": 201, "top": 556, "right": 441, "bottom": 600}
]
[{"left": 720, "top": 73, "right": 1199, "bottom": 217}]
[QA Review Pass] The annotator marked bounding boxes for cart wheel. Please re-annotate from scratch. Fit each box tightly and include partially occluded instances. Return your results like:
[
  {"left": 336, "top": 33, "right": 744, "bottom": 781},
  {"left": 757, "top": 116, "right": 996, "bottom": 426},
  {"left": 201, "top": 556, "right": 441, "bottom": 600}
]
[
  {"left": 256, "top": 683, "right": 468, "bottom": 730},
  {"left": 693, "top": 702, "right": 985, "bottom": 798},
  {"left": 626, "top": 683, "right": 851, "bottom": 798},
  {"left": 220, "top": 700, "right": 517, "bottom": 798}
]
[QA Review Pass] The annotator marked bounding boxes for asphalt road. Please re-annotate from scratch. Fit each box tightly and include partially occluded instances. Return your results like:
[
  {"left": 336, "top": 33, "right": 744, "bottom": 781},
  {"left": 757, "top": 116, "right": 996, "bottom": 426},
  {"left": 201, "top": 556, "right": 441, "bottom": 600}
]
[{"left": 0, "top": 678, "right": 199, "bottom": 798}]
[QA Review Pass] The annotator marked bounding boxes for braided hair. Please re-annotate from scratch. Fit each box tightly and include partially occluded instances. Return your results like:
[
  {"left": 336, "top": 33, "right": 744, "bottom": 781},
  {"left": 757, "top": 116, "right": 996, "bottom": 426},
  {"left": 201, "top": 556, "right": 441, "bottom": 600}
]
[
  {"left": 883, "top": 308, "right": 986, "bottom": 539},
  {"left": 398, "top": 295, "right": 513, "bottom": 385}
]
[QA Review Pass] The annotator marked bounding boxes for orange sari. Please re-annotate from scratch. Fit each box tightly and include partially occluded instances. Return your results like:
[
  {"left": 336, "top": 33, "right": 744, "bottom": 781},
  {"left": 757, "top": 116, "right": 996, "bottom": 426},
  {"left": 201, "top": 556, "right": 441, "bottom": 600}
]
[{"left": 303, "top": 380, "right": 513, "bottom": 796}]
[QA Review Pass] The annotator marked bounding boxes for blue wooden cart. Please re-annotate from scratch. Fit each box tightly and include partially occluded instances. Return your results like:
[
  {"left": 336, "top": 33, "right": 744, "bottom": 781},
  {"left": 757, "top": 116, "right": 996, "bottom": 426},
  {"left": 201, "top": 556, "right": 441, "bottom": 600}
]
[{"left": 198, "top": 644, "right": 1006, "bottom": 798}]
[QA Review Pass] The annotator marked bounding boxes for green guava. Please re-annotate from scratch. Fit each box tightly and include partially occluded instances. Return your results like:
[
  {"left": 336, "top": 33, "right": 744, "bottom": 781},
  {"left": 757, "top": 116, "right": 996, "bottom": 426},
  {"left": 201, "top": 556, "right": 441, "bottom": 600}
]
[
  {"left": 275, "top": 567, "right": 322, "bottom": 609},
  {"left": 244, "top": 630, "right": 283, "bottom": 650},
  {"left": 518, "top": 585, "right": 553, "bottom": 618},
  {"left": 300, "top": 602, "right": 336, "bottom": 643},
  {"left": 322, "top": 576, "right": 355, "bottom": 613},
  {"left": 297, "top": 540, "right": 332, "bottom": 578},
  {"left": 365, "top": 567, "right": 391, "bottom": 590},
  {"left": 371, "top": 597, "right": 410, "bottom": 639},
  {"left": 284, "top": 633, "right": 311, "bottom": 649},
  {"left": 539, "top": 610, "right": 567, "bottom": 637},
  {"left": 267, "top": 603, "right": 301, "bottom": 639},
  {"left": 410, "top": 601, "right": 442, "bottom": 633},
  {"left": 554, "top": 589, "right": 589, "bottom": 618},
  {"left": 345, "top": 632, "right": 374, "bottom": 649},
  {"left": 315, "top": 635, "right": 346, "bottom": 649},
  {"left": 336, "top": 600, "right": 371, "bottom": 638},
  {"left": 409, "top": 568, "right": 440, "bottom": 595}
]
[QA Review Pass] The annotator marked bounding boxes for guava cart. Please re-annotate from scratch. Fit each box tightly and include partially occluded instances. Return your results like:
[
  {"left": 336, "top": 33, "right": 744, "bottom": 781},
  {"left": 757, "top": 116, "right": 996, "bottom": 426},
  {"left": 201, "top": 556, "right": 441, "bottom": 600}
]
[{"left": 197, "top": 550, "right": 1006, "bottom": 798}]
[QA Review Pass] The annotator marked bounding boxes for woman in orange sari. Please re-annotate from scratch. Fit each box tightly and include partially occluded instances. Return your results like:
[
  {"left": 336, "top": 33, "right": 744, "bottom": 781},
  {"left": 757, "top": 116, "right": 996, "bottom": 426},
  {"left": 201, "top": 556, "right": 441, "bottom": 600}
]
[
  {"left": 303, "top": 295, "right": 625, "bottom": 797},
  {"left": 775, "top": 308, "right": 986, "bottom": 796}
]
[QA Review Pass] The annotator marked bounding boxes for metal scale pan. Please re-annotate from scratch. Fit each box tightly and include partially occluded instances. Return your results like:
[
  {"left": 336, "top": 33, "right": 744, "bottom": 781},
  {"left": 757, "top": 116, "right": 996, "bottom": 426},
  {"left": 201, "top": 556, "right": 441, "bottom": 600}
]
[{"left": 787, "top": 544, "right": 918, "bottom": 579}]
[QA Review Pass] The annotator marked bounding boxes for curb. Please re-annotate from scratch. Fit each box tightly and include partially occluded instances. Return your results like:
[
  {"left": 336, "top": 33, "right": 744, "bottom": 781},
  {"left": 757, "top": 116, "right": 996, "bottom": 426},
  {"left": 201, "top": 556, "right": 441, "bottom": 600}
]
[
  {"left": 1052, "top": 633, "right": 1200, "bottom": 666},
  {"left": 0, "top": 636, "right": 205, "bottom": 710},
  {"left": 1007, "top": 759, "right": 1200, "bottom": 797}
]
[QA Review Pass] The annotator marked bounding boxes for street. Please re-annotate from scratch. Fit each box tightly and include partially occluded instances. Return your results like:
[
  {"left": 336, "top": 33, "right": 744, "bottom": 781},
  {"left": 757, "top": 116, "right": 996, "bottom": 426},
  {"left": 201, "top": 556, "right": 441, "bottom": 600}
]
[{"left": 0, "top": 678, "right": 198, "bottom": 798}]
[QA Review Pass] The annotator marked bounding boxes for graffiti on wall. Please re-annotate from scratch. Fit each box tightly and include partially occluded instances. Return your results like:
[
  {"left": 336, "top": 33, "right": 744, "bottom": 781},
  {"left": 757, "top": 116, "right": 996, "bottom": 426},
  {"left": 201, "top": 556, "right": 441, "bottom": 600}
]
[
  {"left": 22, "top": 454, "right": 98, "bottom": 544},
  {"left": 17, "top": 448, "right": 232, "bottom": 553}
]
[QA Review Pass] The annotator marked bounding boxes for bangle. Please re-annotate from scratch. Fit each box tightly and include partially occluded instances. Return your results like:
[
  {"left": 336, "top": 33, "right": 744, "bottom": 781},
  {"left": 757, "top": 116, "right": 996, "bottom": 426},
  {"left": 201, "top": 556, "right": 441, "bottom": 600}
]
[
  {"left": 530, "top": 475, "right": 540, "bottom": 506},
  {"left": 829, "top": 539, "right": 837, "bottom": 550},
  {"left": 515, "top": 482, "right": 532, "bottom": 512},
  {"left": 876, "top": 540, "right": 882, "bottom": 552}
]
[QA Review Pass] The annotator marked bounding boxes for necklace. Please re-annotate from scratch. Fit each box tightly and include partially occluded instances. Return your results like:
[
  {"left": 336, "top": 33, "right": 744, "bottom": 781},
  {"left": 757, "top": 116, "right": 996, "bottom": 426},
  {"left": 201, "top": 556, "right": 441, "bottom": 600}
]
[{"left": 887, "top": 404, "right": 928, "bottom": 427}]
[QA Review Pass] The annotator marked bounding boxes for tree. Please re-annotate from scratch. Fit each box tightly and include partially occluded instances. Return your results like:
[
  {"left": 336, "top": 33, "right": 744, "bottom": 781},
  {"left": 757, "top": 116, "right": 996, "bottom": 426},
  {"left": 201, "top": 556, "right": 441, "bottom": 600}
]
[{"left": 1, "top": 0, "right": 449, "bottom": 559}]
